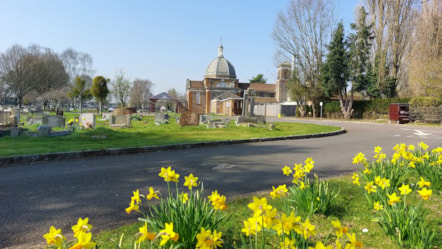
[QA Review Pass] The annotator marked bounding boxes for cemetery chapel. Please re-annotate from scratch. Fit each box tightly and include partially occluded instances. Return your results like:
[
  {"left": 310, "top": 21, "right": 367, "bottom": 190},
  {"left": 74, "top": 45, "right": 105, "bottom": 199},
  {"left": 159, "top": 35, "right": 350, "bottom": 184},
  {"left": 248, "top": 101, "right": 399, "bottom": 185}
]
[{"left": 186, "top": 44, "right": 292, "bottom": 116}]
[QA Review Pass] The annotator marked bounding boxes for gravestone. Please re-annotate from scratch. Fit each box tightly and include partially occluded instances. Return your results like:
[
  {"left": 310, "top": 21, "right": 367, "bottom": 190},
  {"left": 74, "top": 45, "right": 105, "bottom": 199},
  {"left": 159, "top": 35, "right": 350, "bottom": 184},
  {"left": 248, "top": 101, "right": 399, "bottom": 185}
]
[
  {"left": 42, "top": 115, "right": 65, "bottom": 128},
  {"left": 0, "top": 111, "right": 7, "bottom": 125},
  {"left": 110, "top": 114, "right": 131, "bottom": 127},
  {"left": 199, "top": 114, "right": 210, "bottom": 124},
  {"left": 38, "top": 125, "right": 51, "bottom": 136},
  {"left": 237, "top": 89, "right": 265, "bottom": 125},
  {"left": 154, "top": 113, "right": 169, "bottom": 124},
  {"left": 79, "top": 113, "right": 96, "bottom": 129},
  {"left": 10, "top": 127, "right": 20, "bottom": 137},
  {"left": 179, "top": 112, "right": 199, "bottom": 127}
]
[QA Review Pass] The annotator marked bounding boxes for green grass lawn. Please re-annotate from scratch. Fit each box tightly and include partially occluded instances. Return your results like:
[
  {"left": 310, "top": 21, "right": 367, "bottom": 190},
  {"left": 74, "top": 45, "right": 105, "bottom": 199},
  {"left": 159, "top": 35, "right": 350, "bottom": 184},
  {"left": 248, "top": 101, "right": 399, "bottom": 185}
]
[{"left": 0, "top": 112, "right": 341, "bottom": 157}]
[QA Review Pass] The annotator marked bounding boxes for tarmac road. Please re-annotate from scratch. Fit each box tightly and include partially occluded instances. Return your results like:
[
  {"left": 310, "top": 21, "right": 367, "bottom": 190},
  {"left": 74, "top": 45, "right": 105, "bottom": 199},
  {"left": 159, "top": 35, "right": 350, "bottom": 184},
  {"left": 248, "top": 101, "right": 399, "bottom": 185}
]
[{"left": 1, "top": 119, "right": 441, "bottom": 248}]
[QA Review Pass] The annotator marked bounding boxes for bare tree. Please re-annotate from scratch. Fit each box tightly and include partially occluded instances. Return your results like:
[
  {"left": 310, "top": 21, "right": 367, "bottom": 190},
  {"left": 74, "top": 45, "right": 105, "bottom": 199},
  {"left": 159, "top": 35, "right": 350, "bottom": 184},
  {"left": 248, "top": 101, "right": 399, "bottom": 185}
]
[
  {"left": 40, "top": 87, "right": 70, "bottom": 112},
  {"left": 408, "top": 0, "right": 442, "bottom": 98},
  {"left": 111, "top": 70, "right": 131, "bottom": 110},
  {"left": 129, "top": 78, "right": 153, "bottom": 111},
  {"left": 61, "top": 48, "right": 94, "bottom": 108},
  {"left": 28, "top": 46, "right": 69, "bottom": 110},
  {"left": 0, "top": 44, "right": 36, "bottom": 108},
  {"left": 272, "top": 0, "right": 335, "bottom": 117},
  {"left": 365, "top": 0, "right": 419, "bottom": 97}
]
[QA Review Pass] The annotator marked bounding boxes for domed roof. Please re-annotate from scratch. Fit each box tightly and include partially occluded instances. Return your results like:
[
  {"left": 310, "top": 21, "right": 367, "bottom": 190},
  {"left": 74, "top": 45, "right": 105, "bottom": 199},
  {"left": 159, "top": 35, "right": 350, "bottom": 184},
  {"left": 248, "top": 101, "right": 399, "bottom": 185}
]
[{"left": 205, "top": 45, "right": 236, "bottom": 79}]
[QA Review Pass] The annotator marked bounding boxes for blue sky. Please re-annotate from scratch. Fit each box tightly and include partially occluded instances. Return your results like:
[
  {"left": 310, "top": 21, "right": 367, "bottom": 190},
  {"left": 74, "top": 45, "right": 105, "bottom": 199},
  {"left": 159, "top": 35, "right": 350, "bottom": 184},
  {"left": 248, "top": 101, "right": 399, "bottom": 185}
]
[{"left": 0, "top": 0, "right": 362, "bottom": 95}]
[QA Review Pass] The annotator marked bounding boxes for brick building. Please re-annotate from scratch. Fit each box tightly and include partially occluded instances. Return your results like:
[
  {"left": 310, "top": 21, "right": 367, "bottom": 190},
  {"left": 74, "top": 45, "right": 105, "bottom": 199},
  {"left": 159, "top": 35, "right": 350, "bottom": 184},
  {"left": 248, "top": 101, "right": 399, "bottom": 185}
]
[{"left": 186, "top": 45, "right": 292, "bottom": 116}]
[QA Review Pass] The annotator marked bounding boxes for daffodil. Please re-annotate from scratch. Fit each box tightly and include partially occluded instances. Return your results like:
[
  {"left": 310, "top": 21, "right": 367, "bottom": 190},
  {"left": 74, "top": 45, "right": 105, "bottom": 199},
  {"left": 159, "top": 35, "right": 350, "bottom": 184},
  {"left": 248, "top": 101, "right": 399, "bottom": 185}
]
[
  {"left": 196, "top": 227, "right": 223, "bottom": 249},
  {"left": 125, "top": 200, "right": 139, "bottom": 214},
  {"left": 241, "top": 217, "right": 262, "bottom": 236},
  {"left": 270, "top": 184, "right": 288, "bottom": 199},
  {"left": 345, "top": 233, "right": 363, "bottom": 248},
  {"left": 364, "top": 181, "right": 376, "bottom": 194},
  {"left": 387, "top": 192, "right": 401, "bottom": 205},
  {"left": 72, "top": 217, "right": 92, "bottom": 238},
  {"left": 363, "top": 167, "right": 371, "bottom": 175},
  {"left": 209, "top": 190, "right": 228, "bottom": 210},
  {"left": 136, "top": 222, "right": 156, "bottom": 243},
  {"left": 352, "top": 152, "right": 367, "bottom": 165},
  {"left": 159, "top": 222, "right": 179, "bottom": 246},
  {"left": 419, "top": 142, "right": 429, "bottom": 151},
  {"left": 373, "top": 201, "right": 383, "bottom": 211},
  {"left": 159, "top": 166, "right": 180, "bottom": 182},
  {"left": 280, "top": 237, "right": 297, "bottom": 249},
  {"left": 184, "top": 173, "right": 198, "bottom": 190},
  {"left": 248, "top": 196, "right": 272, "bottom": 217},
  {"left": 181, "top": 192, "right": 189, "bottom": 203},
  {"left": 418, "top": 188, "right": 432, "bottom": 200},
  {"left": 282, "top": 165, "right": 293, "bottom": 176},
  {"left": 332, "top": 220, "right": 348, "bottom": 239},
  {"left": 310, "top": 241, "right": 332, "bottom": 249},
  {"left": 352, "top": 172, "right": 360, "bottom": 186},
  {"left": 69, "top": 231, "right": 96, "bottom": 249},
  {"left": 131, "top": 189, "right": 142, "bottom": 204},
  {"left": 43, "top": 226, "right": 66, "bottom": 248},
  {"left": 272, "top": 211, "right": 301, "bottom": 235},
  {"left": 398, "top": 184, "right": 412, "bottom": 195},
  {"left": 301, "top": 219, "right": 316, "bottom": 240},
  {"left": 417, "top": 177, "right": 431, "bottom": 188},
  {"left": 146, "top": 186, "right": 159, "bottom": 200}
]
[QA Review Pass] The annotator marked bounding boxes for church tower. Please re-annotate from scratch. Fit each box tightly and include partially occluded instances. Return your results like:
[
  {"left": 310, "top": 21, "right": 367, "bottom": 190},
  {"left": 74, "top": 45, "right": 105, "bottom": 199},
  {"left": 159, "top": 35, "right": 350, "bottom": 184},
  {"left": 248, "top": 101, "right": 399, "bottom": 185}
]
[{"left": 275, "top": 62, "right": 291, "bottom": 103}]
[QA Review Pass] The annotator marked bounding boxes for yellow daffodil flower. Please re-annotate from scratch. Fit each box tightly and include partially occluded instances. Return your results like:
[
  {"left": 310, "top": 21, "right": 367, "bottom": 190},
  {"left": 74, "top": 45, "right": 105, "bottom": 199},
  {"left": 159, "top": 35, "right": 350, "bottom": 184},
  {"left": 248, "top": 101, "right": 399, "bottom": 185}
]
[
  {"left": 398, "top": 184, "right": 412, "bottom": 195},
  {"left": 387, "top": 192, "right": 401, "bottom": 205},
  {"left": 136, "top": 222, "right": 156, "bottom": 243},
  {"left": 241, "top": 217, "right": 262, "bottom": 236},
  {"left": 125, "top": 200, "right": 139, "bottom": 214},
  {"left": 159, "top": 222, "right": 179, "bottom": 246},
  {"left": 131, "top": 189, "right": 142, "bottom": 204},
  {"left": 184, "top": 173, "right": 198, "bottom": 190},
  {"left": 418, "top": 188, "right": 432, "bottom": 200},
  {"left": 310, "top": 241, "right": 332, "bottom": 249},
  {"left": 345, "top": 233, "right": 363, "bottom": 248},
  {"left": 301, "top": 219, "right": 316, "bottom": 240},
  {"left": 352, "top": 172, "right": 360, "bottom": 186},
  {"left": 196, "top": 227, "right": 223, "bottom": 249},
  {"left": 146, "top": 187, "right": 159, "bottom": 200},
  {"left": 419, "top": 142, "right": 429, "bottom": 151},
  {"left": 248, "top": 197, "right": 272, "bottom": 217},
  {"left": 281, "top": 237, "right": 297, "bottom": 249},
  {"left": 159, "top": 166, "right": 180, "bottom": 182},
  {"left": 282, "top": 165, "right": 293, "bottom": 176},
  {"left": 332, "top": 220, "right": 348, "bottom": 239},
  {"left": 270, "top": 184, "right": 288, "bottom": 199},
  {"left": 69, "top": 231, "right": 96, "bottom": 249},
  {"left": 364, "top": 181, "right": 376, "bottom": 194},
  {"left": 363, "top": 167, "right": 371, "bottom": 175},
  {"left": 209, "top": 190, "right": 228, "bottom": 210},
  {"left": 373, "top": 201, "right": 383, "bottom": 211},
  {"left": 417, "top": 177, "right": 431, "bottom": 188},
  {"left": 72, "top": 217, "right": 92, "bottom": 238},
  {"left": 181, "top": 192, "right": 188, "bottom": 203},
  {"left": 272, "top": 211, "right": 301, "bottom": 236},
  {"left": 43, "top": 226, "right": 66, "bottom": 248},
  {"left": 352, "top": 152, "right": 367, "bottom": 165}
]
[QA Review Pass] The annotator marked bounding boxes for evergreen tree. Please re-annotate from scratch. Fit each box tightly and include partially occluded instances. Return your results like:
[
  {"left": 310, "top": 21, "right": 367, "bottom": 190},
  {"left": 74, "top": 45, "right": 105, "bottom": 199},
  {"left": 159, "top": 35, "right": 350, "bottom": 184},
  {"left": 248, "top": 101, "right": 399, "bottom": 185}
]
[
  {"left": 321, "top": 22, "right": 352, "bottom": 118},
  {"left": 91, "top": 76, "right": 109, "bottom": 115}
]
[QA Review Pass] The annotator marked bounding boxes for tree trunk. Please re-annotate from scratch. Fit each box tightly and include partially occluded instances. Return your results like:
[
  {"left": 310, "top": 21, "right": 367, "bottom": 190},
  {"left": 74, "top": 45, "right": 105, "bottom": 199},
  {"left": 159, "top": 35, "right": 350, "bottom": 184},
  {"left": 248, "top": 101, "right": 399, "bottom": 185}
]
[{"left": 339, "top": 91, "right": 354, "bottom": 119}]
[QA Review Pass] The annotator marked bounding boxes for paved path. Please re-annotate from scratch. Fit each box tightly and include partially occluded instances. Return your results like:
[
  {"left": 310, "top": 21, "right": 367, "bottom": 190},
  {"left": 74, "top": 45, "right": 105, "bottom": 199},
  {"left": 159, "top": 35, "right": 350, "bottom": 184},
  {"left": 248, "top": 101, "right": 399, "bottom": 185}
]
[{"left": 0, "top": 119, "right": 441, "bottom": 248}]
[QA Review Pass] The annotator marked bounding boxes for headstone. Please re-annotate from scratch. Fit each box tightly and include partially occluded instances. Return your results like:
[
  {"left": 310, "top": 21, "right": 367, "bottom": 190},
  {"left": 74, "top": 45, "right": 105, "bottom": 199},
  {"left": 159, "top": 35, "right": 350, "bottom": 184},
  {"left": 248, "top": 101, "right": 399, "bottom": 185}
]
[
  {"left": 42, "top": 115, "right": 66, "bottom": 128},
  {"left": 79, "top": 113, "right": 96, "bottom": 129},
  {"left": 110, "top": 114, "right": 131, "bottom": 127},
  {"left": 199, "top": 115, "right": 210, "bottom": 124},
  {"left": 38, "top": 125, "right": 51, "bottom": 136},
  {"left": 0, "top": 111, "right": 7, "bottom": 125},
  {"left": 179, "top": 112, "right": 199, "bottom": 126},
  {"left": 10, "top": 127, "right": 20, "bottom": 137},
  {"left": 154, "top": 113, "right": 169, "bottom": 124}
]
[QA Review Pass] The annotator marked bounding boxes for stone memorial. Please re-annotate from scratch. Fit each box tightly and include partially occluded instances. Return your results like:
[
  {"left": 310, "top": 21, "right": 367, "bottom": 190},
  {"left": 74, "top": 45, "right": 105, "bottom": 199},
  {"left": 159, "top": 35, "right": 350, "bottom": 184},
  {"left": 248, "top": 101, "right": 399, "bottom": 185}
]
[
  {"left": 79, "top": 113, "right": 96, "bottom": 129},
  {"left": 42, "top": 115, "right": 65, "bottom": 128},
  {"left": 154, "top": 113, "right": 169, "bottom": 124},
  {"left": 179, "top": 112, "right": 199, "bottom": 127},
  {"left": 38, "top": 125, "right": 51, "bottom": 136},
  {"left": 110, "top": 114, "right": 131, "bottom": 128},
  {"left": 236, "top": 89, "right": 266, "bottom": 125}
]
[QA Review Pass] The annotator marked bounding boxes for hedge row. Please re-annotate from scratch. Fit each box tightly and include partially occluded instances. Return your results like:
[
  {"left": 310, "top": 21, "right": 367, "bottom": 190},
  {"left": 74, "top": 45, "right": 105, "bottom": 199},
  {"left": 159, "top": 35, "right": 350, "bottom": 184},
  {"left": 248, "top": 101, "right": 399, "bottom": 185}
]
[{"left": 322, "top": 97, "right": 441, "bottom": 119}]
